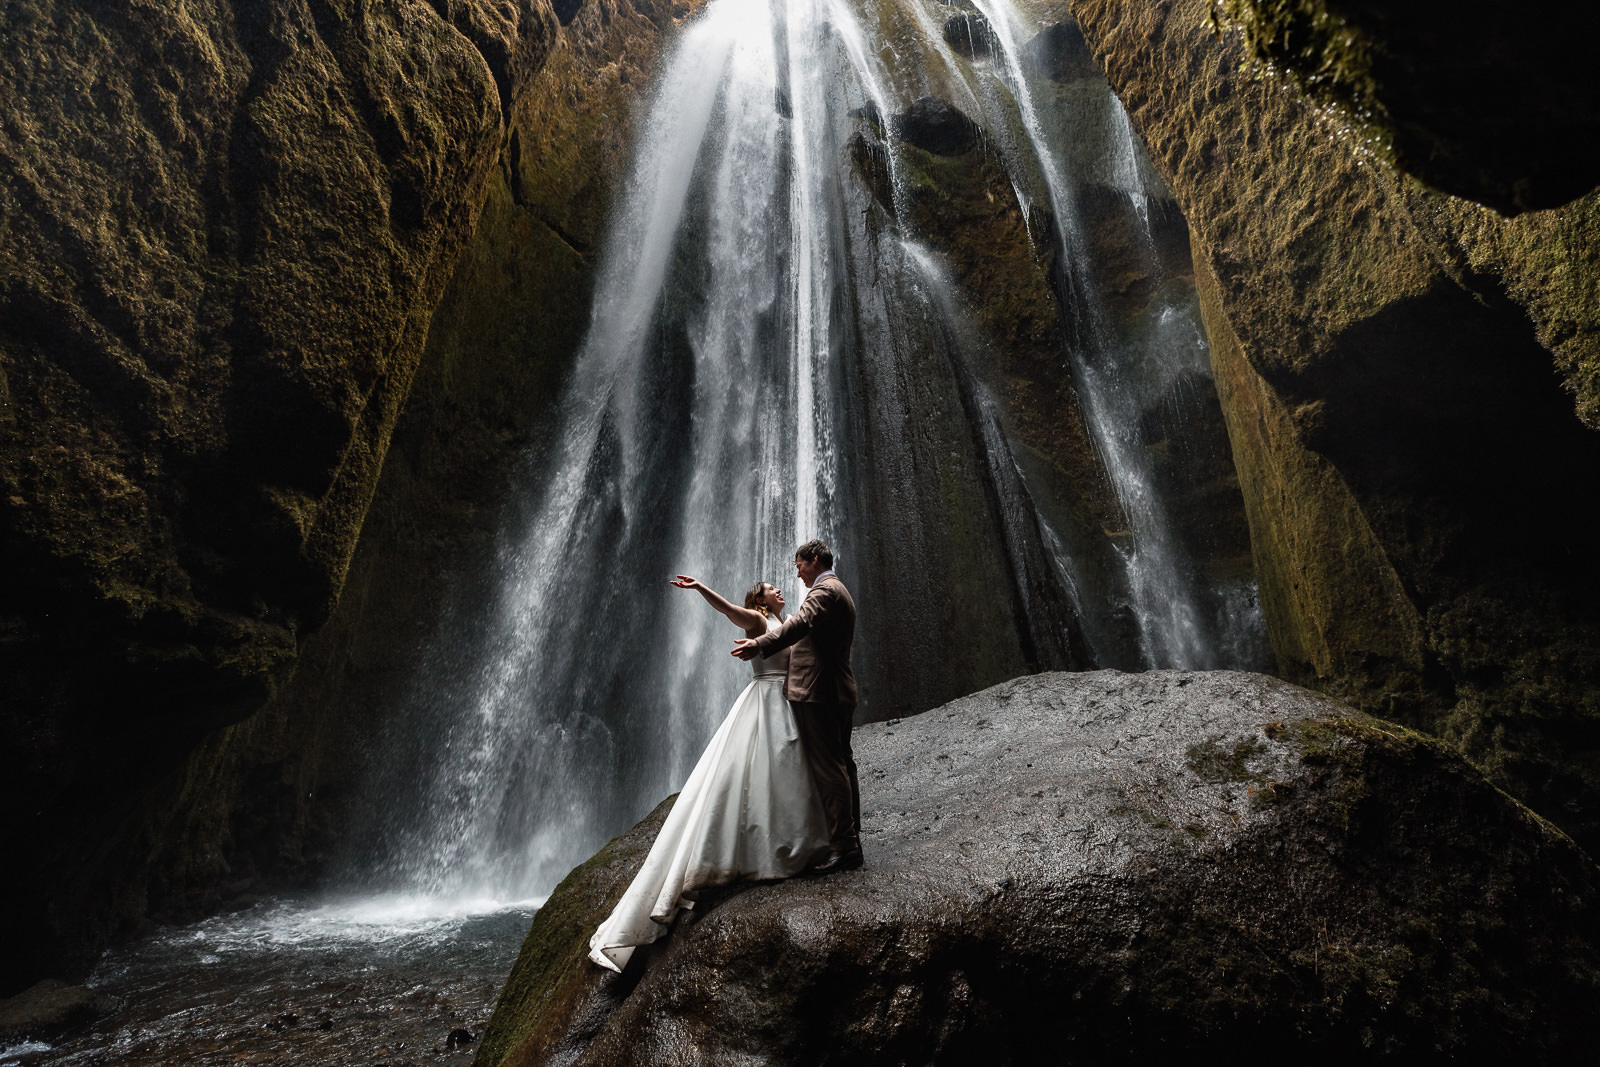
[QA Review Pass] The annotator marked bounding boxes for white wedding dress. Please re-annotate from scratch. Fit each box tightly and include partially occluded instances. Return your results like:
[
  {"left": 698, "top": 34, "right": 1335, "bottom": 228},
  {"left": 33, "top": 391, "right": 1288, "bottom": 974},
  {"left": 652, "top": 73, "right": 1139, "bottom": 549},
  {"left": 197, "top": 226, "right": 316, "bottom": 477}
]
[{"left": 588, "top": 616, "right": 830, "bottom": 972}]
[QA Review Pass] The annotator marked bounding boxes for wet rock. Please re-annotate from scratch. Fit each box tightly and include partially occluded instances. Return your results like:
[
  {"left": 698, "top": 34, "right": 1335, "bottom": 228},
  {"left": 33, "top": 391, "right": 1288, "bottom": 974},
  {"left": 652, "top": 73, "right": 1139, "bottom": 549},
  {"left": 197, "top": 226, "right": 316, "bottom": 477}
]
[
  {"left": 448, "top": 1027, "right": 475, "bottom": 1048},
  {"left": 847, "top": 131, "right": 894, "bottom": 217},
  {"left": 942, "top": 13, "right": 995, "bottom": 58},
  {"left": 1024, "top": 19, "right": 1099, "bottom": 82},
  {"left": 477, "top": 671, "right": 1600, "bottom": 1064},
  {"left": 849, "top": 100, "right": 884, "bottom": 131},
  {"left": 0, "top": 980, "right": 119, "bottom": 1041},
  {"left": 847, "top": 94, "right": 1113, "bottom": 698},
  {"left": 893, "top": 96, "right": 980, "bottom": 156}
]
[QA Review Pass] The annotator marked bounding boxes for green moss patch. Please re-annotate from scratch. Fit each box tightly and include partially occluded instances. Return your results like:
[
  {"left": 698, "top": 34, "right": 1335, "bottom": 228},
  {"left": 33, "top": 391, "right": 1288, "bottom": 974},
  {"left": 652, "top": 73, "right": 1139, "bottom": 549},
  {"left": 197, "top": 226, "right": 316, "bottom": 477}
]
[
  {"left": 1184, "top": 734, "right": 1267, "bottom": 782},
  {"left": 476, "top": 797, "right": 673, "bottom": 1067}
]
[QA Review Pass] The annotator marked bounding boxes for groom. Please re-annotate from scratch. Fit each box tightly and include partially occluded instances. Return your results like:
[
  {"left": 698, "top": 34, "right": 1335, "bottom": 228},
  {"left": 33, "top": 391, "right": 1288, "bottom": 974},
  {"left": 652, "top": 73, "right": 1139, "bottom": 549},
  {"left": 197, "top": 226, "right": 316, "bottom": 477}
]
[{"left": 733, "top": 539, "right": 862, "bottom": 874}]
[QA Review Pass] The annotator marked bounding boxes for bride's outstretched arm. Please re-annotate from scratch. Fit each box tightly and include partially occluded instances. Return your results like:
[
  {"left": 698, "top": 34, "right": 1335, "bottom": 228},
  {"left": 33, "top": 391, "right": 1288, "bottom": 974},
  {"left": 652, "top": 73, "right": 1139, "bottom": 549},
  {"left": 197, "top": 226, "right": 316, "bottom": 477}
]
[{"left": 670, "top": 575, "right": 767, "bottom": 637}]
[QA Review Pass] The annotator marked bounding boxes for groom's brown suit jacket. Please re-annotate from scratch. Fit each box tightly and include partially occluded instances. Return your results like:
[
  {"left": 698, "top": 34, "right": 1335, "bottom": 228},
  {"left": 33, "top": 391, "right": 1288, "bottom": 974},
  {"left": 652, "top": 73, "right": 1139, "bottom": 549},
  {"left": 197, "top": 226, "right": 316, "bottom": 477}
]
[{"left": 752, "top": 573, "right": 857, "bottom": 708}]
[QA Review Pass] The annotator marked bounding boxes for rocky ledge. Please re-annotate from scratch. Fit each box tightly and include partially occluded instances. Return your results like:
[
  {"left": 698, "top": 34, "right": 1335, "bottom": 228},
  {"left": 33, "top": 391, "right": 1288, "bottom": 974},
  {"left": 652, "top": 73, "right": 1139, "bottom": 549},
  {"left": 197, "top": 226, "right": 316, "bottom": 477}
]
[{"left": 477, "top": 670, "right": 1599, "bottom": 1065}]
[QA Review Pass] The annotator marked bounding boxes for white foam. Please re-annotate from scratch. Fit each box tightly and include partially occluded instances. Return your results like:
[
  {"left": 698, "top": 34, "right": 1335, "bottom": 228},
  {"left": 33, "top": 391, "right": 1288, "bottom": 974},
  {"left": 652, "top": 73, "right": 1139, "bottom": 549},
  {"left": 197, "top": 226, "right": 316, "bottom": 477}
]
[{"left": 161, "top": 895, "right": 544, "bottom": 955}]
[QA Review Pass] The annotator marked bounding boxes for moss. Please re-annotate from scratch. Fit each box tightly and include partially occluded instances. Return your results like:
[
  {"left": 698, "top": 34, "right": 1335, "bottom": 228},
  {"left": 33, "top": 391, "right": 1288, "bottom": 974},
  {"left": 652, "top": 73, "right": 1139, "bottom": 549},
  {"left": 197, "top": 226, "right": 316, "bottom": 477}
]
[
  {"left": 1185, "top": 733, "right": 1304, "bottom": 809},
  {"left": 1184, "top": 734, "right": 1266, "bottom": 782},
  {"left": 1419, "top": 189, "right": 1600, "bottom": 432},
  {"left": 1123, "top": 705, "right": 1600, "bottom": 1052},
  {"left": 1292, "top": 714, "right": 1435, "bottom": 762},
  {"left": 1281, "top": 715, "right": 1517, "bottom": 845},
  {"left": 476, "top": 796, "right": 674, "bottom": 1067},
  {"left": 1203, "top": 1, "right": 1600, "bottom": 213},
  {"left": 1209, "top": 0, "right": 1381, "bottom": 121}
]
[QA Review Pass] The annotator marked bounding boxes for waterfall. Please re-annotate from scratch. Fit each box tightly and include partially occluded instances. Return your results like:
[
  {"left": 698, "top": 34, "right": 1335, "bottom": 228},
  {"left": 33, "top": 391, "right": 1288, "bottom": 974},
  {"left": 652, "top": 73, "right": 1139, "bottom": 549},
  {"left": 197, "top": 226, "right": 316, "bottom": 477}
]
[{"left": 341, "top": 0, "right": 1267, "bottom": 906}]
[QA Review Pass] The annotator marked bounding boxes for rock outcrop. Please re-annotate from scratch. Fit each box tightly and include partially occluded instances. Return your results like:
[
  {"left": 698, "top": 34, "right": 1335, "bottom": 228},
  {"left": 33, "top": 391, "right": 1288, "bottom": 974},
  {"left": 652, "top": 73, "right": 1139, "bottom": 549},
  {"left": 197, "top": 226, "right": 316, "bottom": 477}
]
[
  {"left": 1208, "top": 0, "right": 1600, "bottom": 214},
  {"left": 0, "top": 979, "right": 120, "bottom": 1044},
  {"left": 0, "top": 0, "right": 559, "bottom": 989},
  {"left": 1066, "top": 0, "right": 1600, "bottom": 854},
  {"left": 478, "top": 671, "right": 1600, "bottom": 1064}
]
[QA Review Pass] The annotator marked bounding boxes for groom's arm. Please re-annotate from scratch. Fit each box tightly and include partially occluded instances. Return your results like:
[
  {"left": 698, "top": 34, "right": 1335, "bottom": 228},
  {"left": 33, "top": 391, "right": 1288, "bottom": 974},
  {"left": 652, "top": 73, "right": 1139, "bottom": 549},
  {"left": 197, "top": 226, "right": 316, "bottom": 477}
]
[
  {"left": 734, "top": 583, "right": 836, "bottom": 658},
  {"left": 752, "top": 583, "right": 834, "bottom": 655}
]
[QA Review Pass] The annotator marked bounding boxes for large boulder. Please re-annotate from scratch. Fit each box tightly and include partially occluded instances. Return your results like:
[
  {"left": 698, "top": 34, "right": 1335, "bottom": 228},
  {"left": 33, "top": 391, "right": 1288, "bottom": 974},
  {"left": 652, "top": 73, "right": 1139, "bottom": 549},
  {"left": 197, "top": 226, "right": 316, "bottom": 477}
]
[
  {"left": 0, "top": 0, "right": 558, "bottom": 989},
  {"left": 477, "top": 671, "right": 1600, "bottom": 1064},
  {"left": 1065, "top": 0, "right": 1600, "bottom": 855}
]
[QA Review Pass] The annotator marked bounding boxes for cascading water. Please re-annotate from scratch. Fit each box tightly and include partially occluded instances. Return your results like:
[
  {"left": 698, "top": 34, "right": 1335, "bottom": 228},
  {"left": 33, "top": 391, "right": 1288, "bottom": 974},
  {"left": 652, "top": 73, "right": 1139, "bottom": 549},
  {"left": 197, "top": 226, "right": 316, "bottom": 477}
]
[
  {"left": 952, "top": 0, "right": 1226, "bottom": 670},
  {"left": 343, "top": 0, "right": 1269, "bottom": 909}
]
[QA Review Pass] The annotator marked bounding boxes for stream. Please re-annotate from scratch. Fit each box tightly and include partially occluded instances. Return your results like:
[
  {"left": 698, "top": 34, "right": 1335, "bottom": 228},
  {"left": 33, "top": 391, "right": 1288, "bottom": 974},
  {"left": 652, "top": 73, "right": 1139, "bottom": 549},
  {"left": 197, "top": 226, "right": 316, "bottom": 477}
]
[{"left": 5, "top": 898, "right": 535, "bottom": 1067}]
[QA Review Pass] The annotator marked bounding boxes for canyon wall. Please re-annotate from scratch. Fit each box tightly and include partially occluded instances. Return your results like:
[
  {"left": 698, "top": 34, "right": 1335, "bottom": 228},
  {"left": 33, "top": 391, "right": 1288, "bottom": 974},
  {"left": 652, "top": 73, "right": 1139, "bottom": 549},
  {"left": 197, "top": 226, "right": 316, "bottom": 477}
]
[
  {"left": 244, "top": 0, "right": 680, "bottom": 911},
  {"left": 1068, "top": 0, "right": 1600, "bottom": 851},
  {"left": 0, "top": 0, "right": 565, "bottom": 990}
]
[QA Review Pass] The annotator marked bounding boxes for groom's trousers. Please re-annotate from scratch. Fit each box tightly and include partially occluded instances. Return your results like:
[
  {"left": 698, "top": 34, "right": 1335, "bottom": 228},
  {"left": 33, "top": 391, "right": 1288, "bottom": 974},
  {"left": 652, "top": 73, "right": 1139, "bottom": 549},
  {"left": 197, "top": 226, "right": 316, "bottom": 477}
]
[{"left": 793, "top": 700, "right": 861, "bottom": 851}]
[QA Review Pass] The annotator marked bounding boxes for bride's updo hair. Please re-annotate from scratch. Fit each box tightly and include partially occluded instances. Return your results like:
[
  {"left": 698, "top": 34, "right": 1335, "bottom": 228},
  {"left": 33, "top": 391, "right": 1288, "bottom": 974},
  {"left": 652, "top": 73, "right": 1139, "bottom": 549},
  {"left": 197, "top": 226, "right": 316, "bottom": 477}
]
[{"left": 744, "top": 581, "right": 770, "bottom": 617}]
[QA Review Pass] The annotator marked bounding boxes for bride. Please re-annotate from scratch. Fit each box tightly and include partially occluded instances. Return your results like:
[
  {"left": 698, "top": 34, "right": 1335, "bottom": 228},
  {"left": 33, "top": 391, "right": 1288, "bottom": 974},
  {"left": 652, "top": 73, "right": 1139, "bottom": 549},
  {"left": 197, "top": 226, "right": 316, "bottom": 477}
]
[{"left": 587, "top": 574, "right": 831, "bottom": 972}]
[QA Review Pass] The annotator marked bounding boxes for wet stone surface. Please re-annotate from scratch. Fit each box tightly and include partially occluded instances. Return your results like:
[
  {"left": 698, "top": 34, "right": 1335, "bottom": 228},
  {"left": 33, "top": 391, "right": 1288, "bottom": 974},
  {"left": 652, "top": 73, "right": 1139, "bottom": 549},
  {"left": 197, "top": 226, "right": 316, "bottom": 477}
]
[
  {"left": 483, "top": 669, "right": 1600, "bottom": 1065},
  {"left": 2, "top": 901, "right": 533, "bottom": 1067}
]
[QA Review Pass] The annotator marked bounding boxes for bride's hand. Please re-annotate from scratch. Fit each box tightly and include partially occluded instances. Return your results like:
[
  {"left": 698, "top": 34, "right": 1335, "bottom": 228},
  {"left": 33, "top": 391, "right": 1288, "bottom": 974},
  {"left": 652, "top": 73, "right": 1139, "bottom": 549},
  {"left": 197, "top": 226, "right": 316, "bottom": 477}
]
[{"left": 670, "top": 574, "right": 701, "bottom": 590}]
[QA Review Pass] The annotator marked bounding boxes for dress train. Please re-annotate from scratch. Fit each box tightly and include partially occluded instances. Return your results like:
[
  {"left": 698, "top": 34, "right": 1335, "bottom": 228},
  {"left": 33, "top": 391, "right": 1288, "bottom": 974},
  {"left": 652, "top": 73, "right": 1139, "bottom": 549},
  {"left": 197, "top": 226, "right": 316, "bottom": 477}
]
[{"left": 588, "top": 619, "right": 828, "bottom": 972}]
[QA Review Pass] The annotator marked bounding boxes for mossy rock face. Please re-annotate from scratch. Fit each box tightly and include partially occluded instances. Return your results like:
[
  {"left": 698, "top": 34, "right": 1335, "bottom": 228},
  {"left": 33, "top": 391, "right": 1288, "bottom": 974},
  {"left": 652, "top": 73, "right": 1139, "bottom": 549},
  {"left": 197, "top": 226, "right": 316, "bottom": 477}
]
[
  {"left": 88, "top": 0, "right": 679, "bottom": 986},
  {"left": 479, "top": 671, "right": 1600, "bottom": 1065},
  {"left": 1069, "top": 0, "right": 1600, "bottom": 855},
  {"left": 0, "top": 0, "right": 561, "bottom": 991},
  {"left": 1209, "top": 0, "right": 1600, "bottom": 214},
  {"left": 477, "top": 797, "right": 674, "bottom": 1067}
]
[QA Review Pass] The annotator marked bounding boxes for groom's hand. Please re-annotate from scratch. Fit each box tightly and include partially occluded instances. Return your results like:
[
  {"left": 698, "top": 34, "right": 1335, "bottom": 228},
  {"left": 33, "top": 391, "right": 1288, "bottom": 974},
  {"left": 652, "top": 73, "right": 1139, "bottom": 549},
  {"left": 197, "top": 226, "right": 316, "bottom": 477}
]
[{"left": 731, "top": 638, "right": 760, "bottom": 660}]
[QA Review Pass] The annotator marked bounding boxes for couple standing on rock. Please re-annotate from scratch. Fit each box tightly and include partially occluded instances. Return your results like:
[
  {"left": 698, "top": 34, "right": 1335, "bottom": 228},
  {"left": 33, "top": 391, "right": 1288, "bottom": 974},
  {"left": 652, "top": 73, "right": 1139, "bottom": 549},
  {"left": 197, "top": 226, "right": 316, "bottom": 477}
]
[{"left": 588, "top": 539, "right": 861, "bottom": 972}]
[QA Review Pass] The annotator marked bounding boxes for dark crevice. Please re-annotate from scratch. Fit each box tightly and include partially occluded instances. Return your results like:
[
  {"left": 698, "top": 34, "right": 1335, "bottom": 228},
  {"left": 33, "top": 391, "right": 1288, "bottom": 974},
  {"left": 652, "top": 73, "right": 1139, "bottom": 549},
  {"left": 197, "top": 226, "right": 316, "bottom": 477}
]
[
  {"left": 540, "top": 215, "right": 589, "bottom": 260},
  {"left": 553, "top": 0, "right": 585, "bottom": 27},
  {"left": 506, "top": 127, "right": 527, "bottom": 207}
]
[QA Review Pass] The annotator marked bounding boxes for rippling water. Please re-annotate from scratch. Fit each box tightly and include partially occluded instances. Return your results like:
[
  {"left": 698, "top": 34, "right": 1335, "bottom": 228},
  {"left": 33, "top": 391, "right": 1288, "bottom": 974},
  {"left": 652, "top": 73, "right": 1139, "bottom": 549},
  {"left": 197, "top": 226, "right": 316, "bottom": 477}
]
[{"left": 5, "top": 896, "right": 538, "bottom": 1067}]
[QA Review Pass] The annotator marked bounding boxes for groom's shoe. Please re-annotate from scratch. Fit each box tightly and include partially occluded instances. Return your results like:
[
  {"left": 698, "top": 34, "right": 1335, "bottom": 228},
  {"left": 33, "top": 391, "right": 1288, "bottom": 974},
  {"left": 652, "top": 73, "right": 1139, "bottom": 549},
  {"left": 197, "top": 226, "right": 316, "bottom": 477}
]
[{"left": 807, "top": 847, "right": 864, "bottom": 876}]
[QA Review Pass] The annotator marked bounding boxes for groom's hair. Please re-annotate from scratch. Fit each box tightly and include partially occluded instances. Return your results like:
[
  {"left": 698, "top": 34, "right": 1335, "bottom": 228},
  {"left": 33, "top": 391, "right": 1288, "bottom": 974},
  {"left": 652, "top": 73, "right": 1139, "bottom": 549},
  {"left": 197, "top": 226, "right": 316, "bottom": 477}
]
[{"left": 795, "top": 539, "right": 833, "bottom": 569}]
